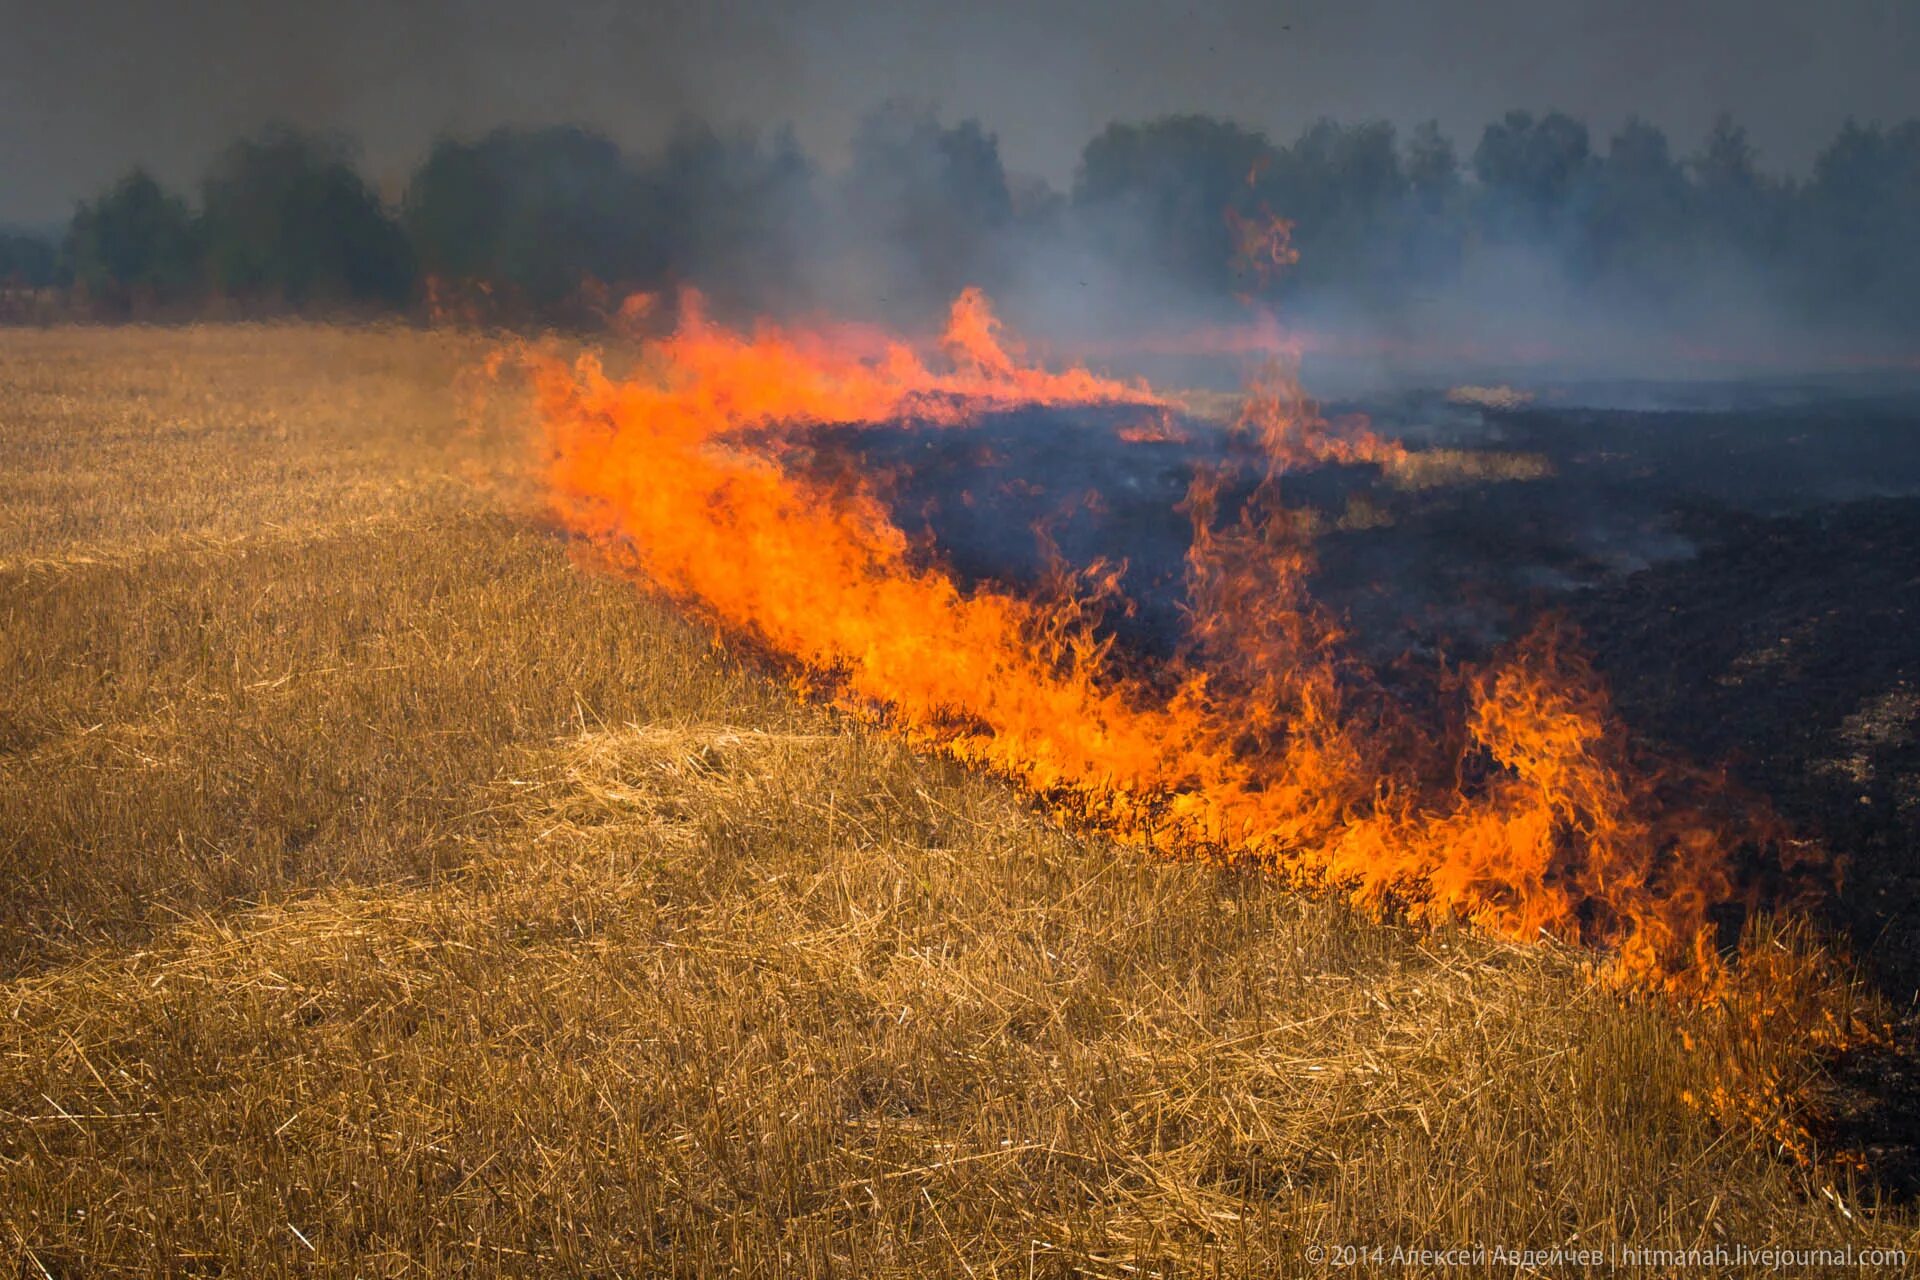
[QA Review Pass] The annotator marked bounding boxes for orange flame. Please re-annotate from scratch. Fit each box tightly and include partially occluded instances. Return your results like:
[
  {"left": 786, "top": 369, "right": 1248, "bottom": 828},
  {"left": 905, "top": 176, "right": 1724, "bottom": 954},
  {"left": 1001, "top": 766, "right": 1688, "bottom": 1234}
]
[
  {"left": 1227, "top": 207, "right": 1300, "bottom": 297},
  {"left": 524, "top": 287, "right": 1818, "bottom": 995},
  {"left": 1116, "top": 410, "right": 1191, "bottom": 444}
]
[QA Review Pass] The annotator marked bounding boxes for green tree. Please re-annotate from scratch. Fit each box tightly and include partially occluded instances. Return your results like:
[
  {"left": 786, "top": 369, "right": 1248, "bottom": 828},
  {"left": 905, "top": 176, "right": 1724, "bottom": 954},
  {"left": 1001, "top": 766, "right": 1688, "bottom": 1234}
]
[
  {"left": 1073, "top": 114, "right": 1279, "bottom": 297},
  {"left": 1689, "top": 113, "right": 1778, "bottom": 258},
  {"left": 1799, "top": 118, "right": 1920, "bottom": 330},
  {"left": 1472, "top": 109, "right": 1592, "bottom": 235},
  {"left": 652, "top": 122, "right": 815, "bottom": 315},
  {"left": 1267, "top": 119, "right": 1408, "bottom": 296},
  {"left": 1573, "top": 117, "right": 1692, "bottom": 288},
  {"left": 1398, "top": 120, "right": 1467, "bottom": 285},
  {"left": 404, "top": 126, "right": 660, "bottom": 313},
  {"left": 0, "top": 231, "right": 56, "bottom": 287},
  {"left": 64, "top": 169, "right": 201, "bottom": 311},
  {"left": 842, "top": 104, "right": 1015, "bottom": 306},
  {"left": 201, "top": 128, "right": 412, "bottom": 307}
]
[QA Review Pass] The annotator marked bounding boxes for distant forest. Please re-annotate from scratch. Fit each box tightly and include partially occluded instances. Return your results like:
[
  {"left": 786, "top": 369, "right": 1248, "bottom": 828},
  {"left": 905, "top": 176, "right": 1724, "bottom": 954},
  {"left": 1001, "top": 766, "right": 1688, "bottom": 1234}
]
[{"left": 3, "top": 105, "right": 1918, "bottom": 337}]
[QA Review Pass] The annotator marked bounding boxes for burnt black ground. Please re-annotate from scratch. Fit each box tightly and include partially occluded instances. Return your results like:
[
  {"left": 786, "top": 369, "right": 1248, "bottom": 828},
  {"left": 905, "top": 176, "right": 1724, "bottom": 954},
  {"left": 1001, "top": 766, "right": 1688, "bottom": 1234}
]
[
  {"left": 1570, "top": 494, "right": 1920, "bottom": 1189},
  {"left": 805, "top": 394, "right": 1920, "bottom": 970},
  {"left": 1420, "top": 395, "right": 1920, "bottom": 998},
  {"left": 802, "top": 384, "right": 1920, "bottom": 1187}
]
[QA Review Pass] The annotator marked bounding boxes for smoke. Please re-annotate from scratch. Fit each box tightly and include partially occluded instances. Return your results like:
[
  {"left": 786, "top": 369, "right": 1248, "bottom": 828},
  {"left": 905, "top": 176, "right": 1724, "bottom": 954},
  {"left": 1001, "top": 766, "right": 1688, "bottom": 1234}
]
[
  {"left": 18, "top": 0, "right": 1920, "bottom": 386},
  {"left": 461, "top": 92, "right": 1909, "bottom": 401},
  {"left": 678, "top": 104, "right": 1920, "bottom": 395},
  {"left": 8, "top": 0, "right": 1920, "bottom": 229}
]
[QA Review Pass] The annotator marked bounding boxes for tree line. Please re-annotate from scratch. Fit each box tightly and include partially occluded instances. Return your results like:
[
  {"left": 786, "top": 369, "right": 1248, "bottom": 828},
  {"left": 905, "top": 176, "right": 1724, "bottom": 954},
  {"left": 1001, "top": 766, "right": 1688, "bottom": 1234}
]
[{"left": 5, "top": 107, "right": 1918, "bottom": 336}]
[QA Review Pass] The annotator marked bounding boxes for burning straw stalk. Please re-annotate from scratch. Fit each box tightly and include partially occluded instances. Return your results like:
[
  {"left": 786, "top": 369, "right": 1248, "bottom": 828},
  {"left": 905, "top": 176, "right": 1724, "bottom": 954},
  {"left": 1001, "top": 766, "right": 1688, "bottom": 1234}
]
[{"left": 514, "top": 285, "right": 1894, "bottom": 1168}]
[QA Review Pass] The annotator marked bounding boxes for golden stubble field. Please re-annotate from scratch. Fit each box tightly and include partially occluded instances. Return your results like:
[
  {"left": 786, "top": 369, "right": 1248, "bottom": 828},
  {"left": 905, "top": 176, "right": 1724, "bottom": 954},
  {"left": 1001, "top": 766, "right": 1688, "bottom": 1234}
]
[{"left": 0, "top": 323, "right": 1914, "bottom": 1276}]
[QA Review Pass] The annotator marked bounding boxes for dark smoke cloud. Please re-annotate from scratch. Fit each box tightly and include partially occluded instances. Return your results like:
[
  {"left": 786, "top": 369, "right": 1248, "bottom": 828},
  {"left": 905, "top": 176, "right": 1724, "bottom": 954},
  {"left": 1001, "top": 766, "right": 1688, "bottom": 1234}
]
[{"left": 3, "top": 0, "right": 1918, "bottom": 227}]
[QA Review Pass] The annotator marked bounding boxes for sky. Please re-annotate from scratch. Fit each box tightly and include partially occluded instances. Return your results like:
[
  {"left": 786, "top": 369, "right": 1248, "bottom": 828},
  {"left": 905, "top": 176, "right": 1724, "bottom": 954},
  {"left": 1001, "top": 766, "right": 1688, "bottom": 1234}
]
[{"left": 2, "top": 0, "right": 1918, "bottom": 228}]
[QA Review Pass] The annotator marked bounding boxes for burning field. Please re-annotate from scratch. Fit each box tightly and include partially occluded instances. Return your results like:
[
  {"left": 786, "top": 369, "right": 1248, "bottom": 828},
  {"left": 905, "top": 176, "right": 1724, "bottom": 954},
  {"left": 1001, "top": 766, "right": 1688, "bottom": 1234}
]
[
  {"left": 523, "top": 289, "right": 1868, "bottom": 992},
  {"left": 1, "top": 317, "right": 1917, "bottom": 1274}
]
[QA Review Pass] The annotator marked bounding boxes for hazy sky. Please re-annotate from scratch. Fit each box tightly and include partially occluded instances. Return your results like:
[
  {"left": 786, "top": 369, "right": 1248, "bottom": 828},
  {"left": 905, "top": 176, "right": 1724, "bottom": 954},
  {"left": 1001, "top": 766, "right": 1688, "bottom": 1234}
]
[{"left": 2, "top": 0, "right": 1917, "bottom": 227}]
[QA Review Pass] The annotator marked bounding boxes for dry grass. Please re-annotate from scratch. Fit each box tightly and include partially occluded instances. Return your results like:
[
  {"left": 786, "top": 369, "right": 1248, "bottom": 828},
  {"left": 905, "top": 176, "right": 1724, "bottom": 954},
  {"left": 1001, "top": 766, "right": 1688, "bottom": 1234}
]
[
  {"left": 1445, "top": 386, "right": 1536, "bottom": 412},
  {"left": 0, "top": 324, "right": 1914, "bottom": 1276},
  {"left": 1380, "top": 448, "right": 1553, "bottom": 491}
]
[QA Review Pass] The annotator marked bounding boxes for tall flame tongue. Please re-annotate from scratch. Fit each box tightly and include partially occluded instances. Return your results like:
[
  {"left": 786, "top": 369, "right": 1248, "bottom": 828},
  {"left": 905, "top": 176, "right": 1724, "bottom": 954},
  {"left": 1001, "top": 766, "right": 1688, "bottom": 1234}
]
[{"left": 528, "top": 288, "right": 1797, "bottom": 992}]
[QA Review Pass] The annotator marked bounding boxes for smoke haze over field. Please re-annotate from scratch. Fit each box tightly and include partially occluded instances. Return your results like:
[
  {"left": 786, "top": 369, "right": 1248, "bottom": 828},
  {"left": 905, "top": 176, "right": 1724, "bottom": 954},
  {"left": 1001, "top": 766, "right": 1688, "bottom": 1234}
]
[
  {"left": 8, "top": 1, "right": 1920, "bottom": 383},
  {"left": 3, "top": 0, "right": 1918, "bottom": 227}
]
